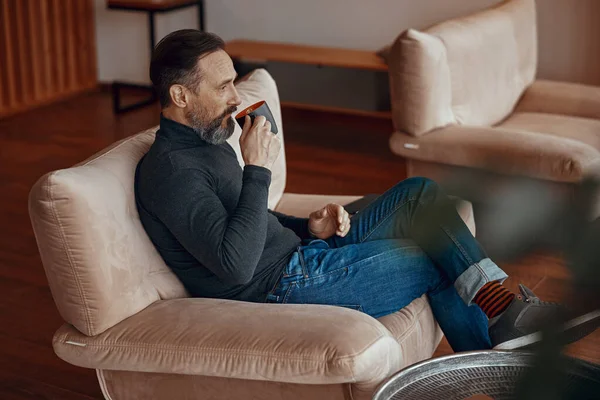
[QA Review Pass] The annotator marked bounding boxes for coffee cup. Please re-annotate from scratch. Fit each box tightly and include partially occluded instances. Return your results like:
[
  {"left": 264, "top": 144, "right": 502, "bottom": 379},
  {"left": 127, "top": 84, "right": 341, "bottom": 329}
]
[{"left": 235, "top": 100, "right": 278, "bottom": 134}]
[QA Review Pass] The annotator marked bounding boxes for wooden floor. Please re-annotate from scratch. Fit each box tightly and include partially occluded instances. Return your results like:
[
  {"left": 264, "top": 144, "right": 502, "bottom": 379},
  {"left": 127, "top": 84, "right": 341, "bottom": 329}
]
[{"left": 0, "top": 89, "right": 597, "bottom": 399}]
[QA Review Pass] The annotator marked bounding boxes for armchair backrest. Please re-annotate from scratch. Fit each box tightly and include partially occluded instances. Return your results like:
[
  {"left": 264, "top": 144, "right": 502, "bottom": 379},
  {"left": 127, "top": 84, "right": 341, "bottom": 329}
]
[
  {"left": 28, "top": 69, "right": 286, "bottom": 336},
  {"left": 389, "top": 0, "right": 537, "bottom": 136}
]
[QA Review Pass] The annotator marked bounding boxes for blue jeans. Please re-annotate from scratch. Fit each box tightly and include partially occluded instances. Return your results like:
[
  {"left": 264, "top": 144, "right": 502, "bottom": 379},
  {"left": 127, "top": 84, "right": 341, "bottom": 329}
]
[{"left": 265, "top": 177, "right": 508, "bottom": 352}]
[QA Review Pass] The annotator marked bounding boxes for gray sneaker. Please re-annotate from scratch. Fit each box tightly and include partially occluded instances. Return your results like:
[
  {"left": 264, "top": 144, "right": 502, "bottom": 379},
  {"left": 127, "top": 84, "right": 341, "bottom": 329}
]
[{"left": 490, "top": 284, "right": 600, "bottom": 350}]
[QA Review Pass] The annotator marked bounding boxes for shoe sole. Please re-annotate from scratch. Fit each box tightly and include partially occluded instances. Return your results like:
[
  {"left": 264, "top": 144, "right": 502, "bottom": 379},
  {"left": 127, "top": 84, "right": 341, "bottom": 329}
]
[{"left": 493, "top": 309, "right": 600, "bottom": 350}]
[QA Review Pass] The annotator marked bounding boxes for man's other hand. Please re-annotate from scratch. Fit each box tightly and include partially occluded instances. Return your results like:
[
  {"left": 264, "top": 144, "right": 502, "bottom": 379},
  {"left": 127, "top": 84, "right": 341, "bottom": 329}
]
[{"left": 308, "top": 203, "right": 351, "bottom": 239}]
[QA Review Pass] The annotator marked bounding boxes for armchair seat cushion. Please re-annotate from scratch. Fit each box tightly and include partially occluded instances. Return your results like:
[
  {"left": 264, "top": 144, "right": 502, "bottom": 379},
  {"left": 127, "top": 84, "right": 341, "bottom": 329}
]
[
  {"left": 498, "top": 112, "right": 600, "bottom": 152},
  {"left": 276, "top": 193, "right": 475, "bottom": 237},
  {"left": 275, "top": 193, "right": 362, "bottom": 217},
  {"left": 515, "top": 80, "right": 600, "bottom": 121}
]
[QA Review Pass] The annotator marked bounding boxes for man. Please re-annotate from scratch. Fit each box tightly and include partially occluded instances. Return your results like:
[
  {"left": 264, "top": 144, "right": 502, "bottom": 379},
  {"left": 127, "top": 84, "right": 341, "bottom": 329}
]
[{"left": 135, "top": 29, "right": 597, "bottom": 352}]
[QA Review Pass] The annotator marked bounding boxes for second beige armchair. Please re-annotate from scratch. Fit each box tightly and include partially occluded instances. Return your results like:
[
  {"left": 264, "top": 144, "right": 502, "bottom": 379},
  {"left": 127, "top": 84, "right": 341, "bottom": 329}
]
[{"left": 387, "top": 0, "right": 600, "bottom": 201}]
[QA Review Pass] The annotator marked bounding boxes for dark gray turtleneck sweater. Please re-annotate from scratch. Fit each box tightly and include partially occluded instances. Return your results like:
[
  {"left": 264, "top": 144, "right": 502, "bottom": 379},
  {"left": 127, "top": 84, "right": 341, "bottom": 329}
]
[{"left": 134, "top": 116, "right": 311, "bottom": 302}]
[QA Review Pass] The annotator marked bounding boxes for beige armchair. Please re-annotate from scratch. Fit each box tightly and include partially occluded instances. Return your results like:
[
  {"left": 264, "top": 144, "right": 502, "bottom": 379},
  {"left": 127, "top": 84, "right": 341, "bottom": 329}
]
[
  {"left": 387, "top": 0, "right": 600, "bottom": 202},
  {"left": 29, "top": 69, "right": 475, "bottom": 400}
]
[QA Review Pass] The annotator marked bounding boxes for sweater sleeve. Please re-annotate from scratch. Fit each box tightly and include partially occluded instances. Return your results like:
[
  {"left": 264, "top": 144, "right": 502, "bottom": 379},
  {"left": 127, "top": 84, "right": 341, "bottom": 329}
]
[
  {"left": 268, "top": 210, "right": 312, "bottom": 240},
  {"left": 152, "top": 165, "right": 272, "bottom": 285}
]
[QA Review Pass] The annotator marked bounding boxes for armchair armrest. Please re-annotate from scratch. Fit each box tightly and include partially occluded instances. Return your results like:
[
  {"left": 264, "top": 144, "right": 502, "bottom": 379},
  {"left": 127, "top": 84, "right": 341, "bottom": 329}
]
[
  {"left": 516, "top": 80, "right": 600, "bottom": 120},
  {"left": 53, "top": 298, "right": 402, "bottom": 385},
  {"left": 390, "top": 125, "right": 600, "bottom": 182}
]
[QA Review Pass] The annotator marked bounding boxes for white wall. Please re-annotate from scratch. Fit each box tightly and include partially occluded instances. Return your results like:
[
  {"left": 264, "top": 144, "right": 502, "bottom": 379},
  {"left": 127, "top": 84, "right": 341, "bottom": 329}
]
[
  {"left": 95, "top": 0, "right": 198, "bottom": 84},
  {"left": 536, "top": 0, "right": 600, "bottom": 85},
  {"left": 95, "top": 0, "right": 600, "bottom": 86}
]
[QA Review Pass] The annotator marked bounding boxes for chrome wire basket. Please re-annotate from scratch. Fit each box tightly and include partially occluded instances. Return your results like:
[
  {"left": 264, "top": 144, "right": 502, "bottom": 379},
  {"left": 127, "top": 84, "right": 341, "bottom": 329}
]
[{"left": 372, "top": 350, "right": 600, "bottom": 400}]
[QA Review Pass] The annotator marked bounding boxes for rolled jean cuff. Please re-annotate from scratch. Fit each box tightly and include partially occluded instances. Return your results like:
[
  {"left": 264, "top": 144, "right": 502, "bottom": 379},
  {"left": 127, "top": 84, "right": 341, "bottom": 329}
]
[{"left": 454, "top": 258, "right": 508, "bottom": 305}]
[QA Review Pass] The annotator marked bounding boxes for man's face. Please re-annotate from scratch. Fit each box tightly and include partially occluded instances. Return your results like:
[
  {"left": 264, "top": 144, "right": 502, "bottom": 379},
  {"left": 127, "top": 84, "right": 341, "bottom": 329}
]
[{"left": 184, "top": 50, "right": 241, "bottom": 144}]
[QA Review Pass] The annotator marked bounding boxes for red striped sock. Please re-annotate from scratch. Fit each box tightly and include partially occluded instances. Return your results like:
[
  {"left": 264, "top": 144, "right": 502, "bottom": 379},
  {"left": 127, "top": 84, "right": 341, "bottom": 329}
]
[{"left": 473, "top": 281, "right": 515, "bottom": 319}]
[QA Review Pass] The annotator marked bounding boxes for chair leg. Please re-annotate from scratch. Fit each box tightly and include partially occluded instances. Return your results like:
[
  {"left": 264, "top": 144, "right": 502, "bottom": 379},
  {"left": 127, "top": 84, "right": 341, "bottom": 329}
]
[
  {"left": 197, "top": 0, "right": 205, "bottom": 31},
  {"left": 112, "top": 82, "right": 157, "bottom": 114},
  {"left": 111, "top": 10, "right": 158, "bottom": 114}
]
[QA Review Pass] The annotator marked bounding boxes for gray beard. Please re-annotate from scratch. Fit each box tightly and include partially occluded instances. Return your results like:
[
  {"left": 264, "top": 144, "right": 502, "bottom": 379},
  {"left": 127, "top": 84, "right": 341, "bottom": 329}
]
[{"left": 189, "top": 112, "right": 236, "bottom": 145}]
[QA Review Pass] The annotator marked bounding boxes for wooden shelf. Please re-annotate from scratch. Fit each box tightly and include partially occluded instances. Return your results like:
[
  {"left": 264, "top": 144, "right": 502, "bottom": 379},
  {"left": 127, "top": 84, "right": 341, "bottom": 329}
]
[
  {"left": 226, "top": 39, "right": 391, "bottom": 119},
  {"left": 225, "top": 40, "right": 388, "bottom": 72}
]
